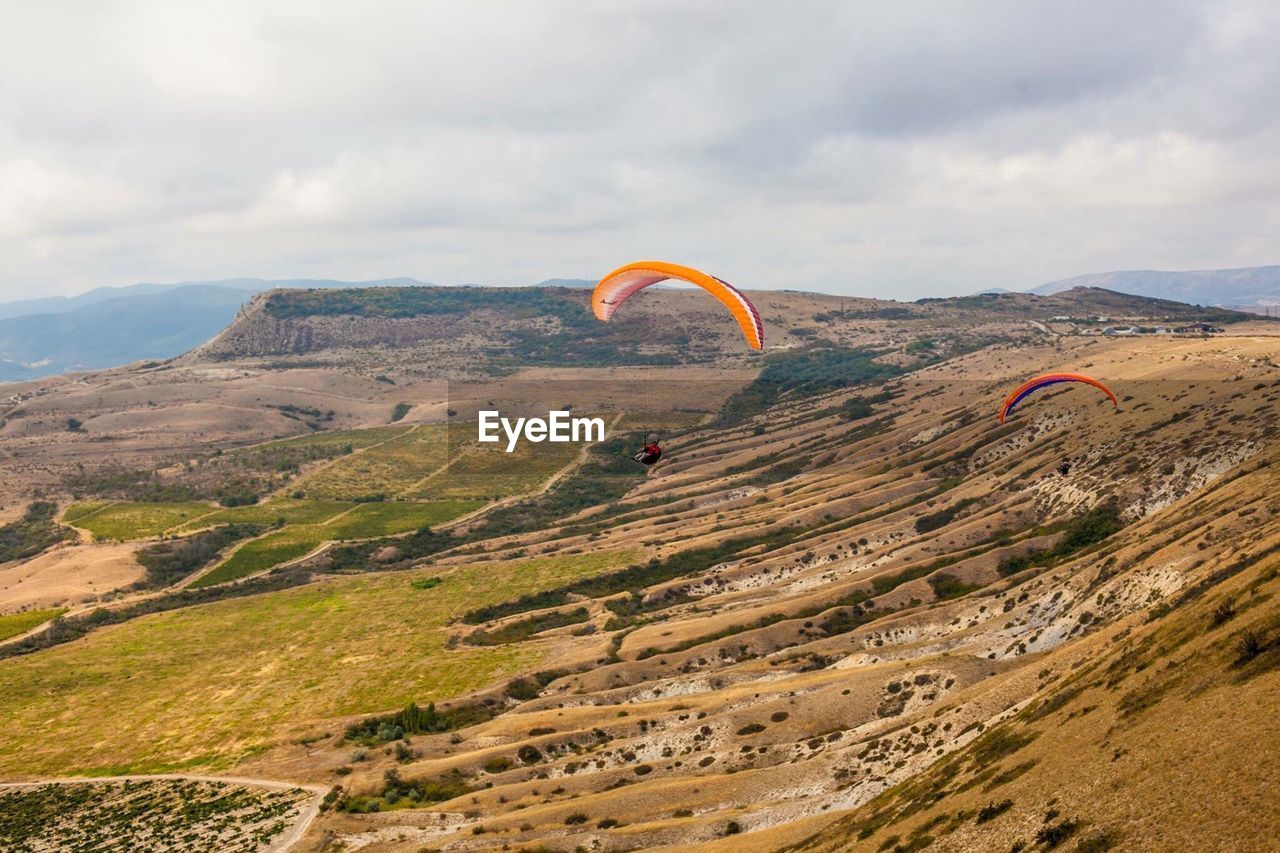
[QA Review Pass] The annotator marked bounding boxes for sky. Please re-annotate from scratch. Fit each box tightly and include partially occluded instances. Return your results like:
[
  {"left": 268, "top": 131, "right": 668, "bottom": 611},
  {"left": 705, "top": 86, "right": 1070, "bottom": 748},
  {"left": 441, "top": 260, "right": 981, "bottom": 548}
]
[{"left": 2, "top": 0, "right": 1279, "bottom": 301}]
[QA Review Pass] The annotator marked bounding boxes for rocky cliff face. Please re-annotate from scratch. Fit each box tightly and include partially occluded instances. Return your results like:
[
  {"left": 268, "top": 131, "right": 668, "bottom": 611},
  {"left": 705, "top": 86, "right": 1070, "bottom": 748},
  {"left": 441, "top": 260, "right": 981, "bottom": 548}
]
[{"left": 189, "top": 289, "right": 491, "bottom": 358}]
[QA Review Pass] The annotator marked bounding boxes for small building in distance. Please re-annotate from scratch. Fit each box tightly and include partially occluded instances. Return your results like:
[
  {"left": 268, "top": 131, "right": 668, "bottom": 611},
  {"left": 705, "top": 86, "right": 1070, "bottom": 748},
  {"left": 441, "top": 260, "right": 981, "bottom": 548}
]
[{"left": 1174, "top": 322, "right": 1223, "bottom": 334}]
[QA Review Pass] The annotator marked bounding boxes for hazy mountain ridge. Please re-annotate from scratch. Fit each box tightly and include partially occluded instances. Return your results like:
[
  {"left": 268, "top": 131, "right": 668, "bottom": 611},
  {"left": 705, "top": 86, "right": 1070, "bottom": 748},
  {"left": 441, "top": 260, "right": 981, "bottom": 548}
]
[
  {"left": 0, "top": 278, "right": 431, "bottom": 381},
  {"left": 1033, "top": 264, "right": 1280, "bottom": 308}
]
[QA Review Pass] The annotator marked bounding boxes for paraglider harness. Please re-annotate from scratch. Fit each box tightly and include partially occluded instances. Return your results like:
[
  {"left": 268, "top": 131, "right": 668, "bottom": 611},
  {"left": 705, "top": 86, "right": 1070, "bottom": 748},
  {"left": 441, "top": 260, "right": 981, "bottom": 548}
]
[{"left": 633, "top": 441, "right": 662, "bottom": 466}]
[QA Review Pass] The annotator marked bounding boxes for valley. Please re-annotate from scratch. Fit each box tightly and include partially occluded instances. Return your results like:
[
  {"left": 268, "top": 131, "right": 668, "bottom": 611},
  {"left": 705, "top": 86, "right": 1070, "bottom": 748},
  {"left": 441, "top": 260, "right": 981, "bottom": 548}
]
[{"left": 1, "top": 284, "right": 1277, "bottom": 851}]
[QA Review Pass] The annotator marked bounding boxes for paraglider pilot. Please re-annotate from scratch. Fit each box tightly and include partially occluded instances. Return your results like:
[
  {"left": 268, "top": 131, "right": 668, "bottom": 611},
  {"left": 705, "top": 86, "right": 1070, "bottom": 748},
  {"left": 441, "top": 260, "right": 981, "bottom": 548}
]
[{"left": 634, "top": 439, "right": 662, "bottom": 466}]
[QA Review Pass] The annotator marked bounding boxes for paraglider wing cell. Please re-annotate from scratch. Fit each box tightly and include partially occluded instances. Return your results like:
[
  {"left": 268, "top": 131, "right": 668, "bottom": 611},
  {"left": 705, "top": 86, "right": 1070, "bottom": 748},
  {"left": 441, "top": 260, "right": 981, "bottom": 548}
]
[
  {"left": 999, "top": 372, "right": 1118, "bottom": 423},
  {"left": 592, "top": 261, "right": 764, "bottom": 350}
]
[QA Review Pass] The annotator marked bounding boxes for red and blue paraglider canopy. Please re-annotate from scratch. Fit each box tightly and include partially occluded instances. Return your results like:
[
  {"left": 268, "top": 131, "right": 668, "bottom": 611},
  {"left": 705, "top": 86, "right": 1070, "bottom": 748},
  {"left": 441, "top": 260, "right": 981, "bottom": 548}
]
[{"left": 998, "top": 373, "right": 1117, "bottom": 423}]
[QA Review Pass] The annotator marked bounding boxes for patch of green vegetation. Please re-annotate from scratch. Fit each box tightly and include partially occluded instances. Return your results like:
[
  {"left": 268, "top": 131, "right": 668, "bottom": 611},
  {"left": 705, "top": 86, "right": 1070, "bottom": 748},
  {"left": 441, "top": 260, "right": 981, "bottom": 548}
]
[
  {"left": 390, "top": 402, "right": 412, "bottom": 422},
  {"left": 969, "top": 727, "right": 1039, "bottom": 769},
  {"left": 177, "top": 498, "right": 353, "bottom": 531},
  {"left": 416, "top": 422, "right": 585, "bottom": 501},
  {"left": 64, "top": 468, "right": 202, "bottom": 503},
  {"left": 0, "top": 608, "right": 66, "bottom": 642},
  {"left": 345, "top": 701, "right": 495, "bottom": 745},
  {"left": 928, "top": 572, "right": 981, "bottom": 600},
  {"left": 325, "top": 500, "right": 481, "bottom": 539},
  {"left": 464, "top": 523, "right": 813, "bottom": 624},
  {"left": 65, "top": 501, "right": 217, "bottom": 541},
  {"left": 914, "top": 498, "right": 979, "bottom": 534},
  {"left": 341, "top": 768, "right": 472, "bottom": 813},
  {"left": 0, "top": 502, "right": 69, "bottom": 562},
  {"left": 718, "top": 346, "right": 902, "bottom": 425},
  {"left": 133, "top": 524, "right": 265, "bottom": 589},
  {"left": 0, "top": 779, "right": 310, "bottom": 852},
  {"left": 325, "top": 435, "right": 646, "bottom": 573},
  {"left": 298, "top": 425, "right": 447, "bottom": 500},
  {"left": 0, "top": 553, "right": 622, "bottom": 776},
  {"left": 192, "top": 530, "right": 319, "bottom": 587},
  {"left": 465, "top": 607, "right": 590, "bottom": 646},
  {"left": 998, "top": 503, "right": 1124, "bottom": 577},
  {"left": 841, "top": 390, "right": 895, "bottom": 421}
]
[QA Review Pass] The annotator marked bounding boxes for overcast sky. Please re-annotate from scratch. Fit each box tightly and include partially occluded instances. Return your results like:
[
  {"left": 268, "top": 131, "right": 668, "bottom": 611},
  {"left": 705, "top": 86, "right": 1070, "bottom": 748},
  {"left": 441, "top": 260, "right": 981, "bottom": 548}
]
[{"left": 2, "top": 1, "right": 1278, "bottom": 301}]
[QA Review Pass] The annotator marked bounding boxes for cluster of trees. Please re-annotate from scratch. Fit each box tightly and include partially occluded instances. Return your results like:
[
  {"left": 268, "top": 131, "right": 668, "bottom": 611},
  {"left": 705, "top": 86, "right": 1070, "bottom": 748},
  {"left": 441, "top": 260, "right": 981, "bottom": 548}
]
[
  {"left": 718, "top": 345, "right": 902, "bottom": 425},
  {"left": 0, "top": 502, "right": 67, "bottom": 563},
  {"left": 133, "top": 524, "right": 264, "bottom": 589},
  {"left": 344, "top": 701, "right": 495, "bottom": 745}
]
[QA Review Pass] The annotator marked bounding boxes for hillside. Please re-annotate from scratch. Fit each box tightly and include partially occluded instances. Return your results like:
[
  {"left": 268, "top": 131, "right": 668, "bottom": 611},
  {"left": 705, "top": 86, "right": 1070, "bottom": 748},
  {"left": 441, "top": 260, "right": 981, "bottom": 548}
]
[
  {"left": 0, "top": 285, "right": 1276, "bottom": 850},
  {"left": 1033, "top": 265, "right": 1280, "bottom": 310},
  {"left": 193, "top": 284, "right": 1248, "bottom": 366}
]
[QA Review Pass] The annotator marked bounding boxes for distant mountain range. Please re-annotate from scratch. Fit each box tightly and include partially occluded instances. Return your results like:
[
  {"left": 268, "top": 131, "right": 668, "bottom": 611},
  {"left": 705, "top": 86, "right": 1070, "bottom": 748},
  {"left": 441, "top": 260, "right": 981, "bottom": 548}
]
[
  {"left": 0, "top": 278, "right": 429, "bottom": 382},
  {"left": 1032, "top": 265, "right": 1280, "bottom": 309}
]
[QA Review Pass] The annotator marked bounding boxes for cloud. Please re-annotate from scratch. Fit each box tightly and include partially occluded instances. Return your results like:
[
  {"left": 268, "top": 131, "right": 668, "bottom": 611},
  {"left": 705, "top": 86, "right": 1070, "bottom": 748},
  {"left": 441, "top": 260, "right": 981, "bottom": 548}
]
[{"left": 1, "top": 0, "right": 1278, "bottom": 299}]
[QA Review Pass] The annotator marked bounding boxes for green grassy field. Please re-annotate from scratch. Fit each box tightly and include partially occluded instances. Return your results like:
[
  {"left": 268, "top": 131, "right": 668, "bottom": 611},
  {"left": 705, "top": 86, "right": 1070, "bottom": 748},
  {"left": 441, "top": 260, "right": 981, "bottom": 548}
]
[
  {"left": 175, "top": 498, "right": 354, "bottom": 532},
  {"left": 0, "top": 551, "right": 635, "bottom": 777},
  {"left": 0, "top": 608, "right": 66, "bottom": 641},
  {"left": 60, "top": 502, "right": 111, "bottom": 524},
  {"left": 299, "top": 424, "right": 448, "bottom": 500},
  {"left": 190, "top": 500, "right": 483, "bottom": 587},
  {"left": 243, "top": 425, "right": 409, "bottom": 452},
  {"left": 324, "top": 500, "right": 483, "bottom": 539},
  {"left": 190, "top": 528, "right": 322, "bottom": 587},
  {"left": 66, "top": 502, "right": 218, "bottom": 541},
  {"left": 409, "top": 423, "right": 584, "bottom": 500}
]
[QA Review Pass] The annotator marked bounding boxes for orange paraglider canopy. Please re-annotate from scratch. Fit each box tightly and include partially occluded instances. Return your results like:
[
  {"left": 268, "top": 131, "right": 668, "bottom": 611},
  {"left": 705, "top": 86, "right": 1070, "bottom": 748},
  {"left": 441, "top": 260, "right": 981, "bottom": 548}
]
[
  {"left": 999, "top": 372, "right": 1118, "bottom": 423},
  {"left": 592, "top": 261, "right": 764, "bottom": 350}
]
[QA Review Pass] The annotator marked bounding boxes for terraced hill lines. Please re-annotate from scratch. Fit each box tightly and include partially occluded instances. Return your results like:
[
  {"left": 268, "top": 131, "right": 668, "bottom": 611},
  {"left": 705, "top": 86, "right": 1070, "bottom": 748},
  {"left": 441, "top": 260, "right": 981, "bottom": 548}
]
[
  {"left": 2, "top": 286, "right": 1277, "bottom": 849},
  {"left": 257, "top": 334, "right": 1280, "bottom": 850}
]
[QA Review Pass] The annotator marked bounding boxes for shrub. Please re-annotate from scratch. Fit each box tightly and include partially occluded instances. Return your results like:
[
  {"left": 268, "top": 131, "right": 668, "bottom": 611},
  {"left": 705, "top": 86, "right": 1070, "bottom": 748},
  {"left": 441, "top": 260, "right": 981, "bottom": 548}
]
[
  {"left": 915, "top": 499, "right": 977, "bottom": 534},
  {"left": 564, "top": 812, "right": 588, "bottom": 825},
  {"left": 975, "top": 799, "right": 1013, "bottom": 824},
  {"left": 1035, "top": 818, "right": 1080, "bottom": 848},
  {"left": 467, "top": 607, "right": 591, "bottom": 646},
  {"left": 1236, "top": 629, "right": 1269, "bottom": 664},
  {"left": 928, "top": 572, "right": 980, "bottom": 600},
  {"left": 1211, "top": 601, "right": 1236, "bottom": 627},
  {"left": 505, "top": 678, "right": 541, "bottom": 701}
]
